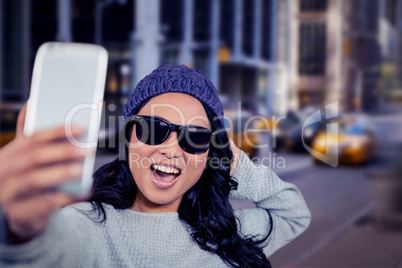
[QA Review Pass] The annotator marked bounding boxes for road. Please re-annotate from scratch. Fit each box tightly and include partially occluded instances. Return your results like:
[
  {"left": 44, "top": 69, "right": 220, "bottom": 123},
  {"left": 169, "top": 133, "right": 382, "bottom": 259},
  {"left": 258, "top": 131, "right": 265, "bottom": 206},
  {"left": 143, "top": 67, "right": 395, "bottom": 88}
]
[{"left": 269, "top": 159, "right": 373, "bottom": 267}]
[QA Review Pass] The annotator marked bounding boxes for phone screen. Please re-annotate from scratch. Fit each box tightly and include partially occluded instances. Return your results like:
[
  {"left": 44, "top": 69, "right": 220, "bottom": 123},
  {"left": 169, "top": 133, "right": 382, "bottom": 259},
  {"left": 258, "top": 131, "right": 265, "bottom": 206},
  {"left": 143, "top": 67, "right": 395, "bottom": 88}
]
[{"left": 24, "top": 42, "right": 108, "bottom": 195}]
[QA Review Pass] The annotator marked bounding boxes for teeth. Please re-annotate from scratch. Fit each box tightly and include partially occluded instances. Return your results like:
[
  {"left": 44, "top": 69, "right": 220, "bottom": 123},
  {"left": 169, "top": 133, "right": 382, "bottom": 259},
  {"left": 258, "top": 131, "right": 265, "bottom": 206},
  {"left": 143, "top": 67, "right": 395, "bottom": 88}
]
[{"left": 152, "top": 164, "right": 180, "bottom": 175}]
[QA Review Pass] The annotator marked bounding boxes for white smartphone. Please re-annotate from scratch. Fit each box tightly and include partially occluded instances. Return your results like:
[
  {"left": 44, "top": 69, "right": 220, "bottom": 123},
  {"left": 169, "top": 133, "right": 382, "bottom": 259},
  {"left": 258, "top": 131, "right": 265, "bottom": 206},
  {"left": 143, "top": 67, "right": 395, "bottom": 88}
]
[{"left": 24, "top": 42, "right": 108, "bottom": 195}]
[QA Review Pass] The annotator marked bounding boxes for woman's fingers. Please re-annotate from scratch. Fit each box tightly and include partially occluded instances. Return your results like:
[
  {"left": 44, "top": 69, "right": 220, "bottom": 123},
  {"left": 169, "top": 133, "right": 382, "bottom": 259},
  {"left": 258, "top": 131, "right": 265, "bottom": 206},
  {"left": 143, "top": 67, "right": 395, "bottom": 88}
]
[
  {"left": 1, "top": 125, "right": 84, "bottom": 160},
  {"left": 17, "top": 141, "right": 89, "bottom": 173},
  {"left": 0, "top": 127, "right": 89, "bottom": 180},
  {"left": 0, "top": 141, "right": 89, "bottom": 185},
  {"left": 0, "top": 161, "right": 84, "bottom": 205},
  {"left": 16, "top": 102, "right": 28, "bottom": 138},
  {"left": 28, "top": 125, "right": 84, "bottom": 145}
]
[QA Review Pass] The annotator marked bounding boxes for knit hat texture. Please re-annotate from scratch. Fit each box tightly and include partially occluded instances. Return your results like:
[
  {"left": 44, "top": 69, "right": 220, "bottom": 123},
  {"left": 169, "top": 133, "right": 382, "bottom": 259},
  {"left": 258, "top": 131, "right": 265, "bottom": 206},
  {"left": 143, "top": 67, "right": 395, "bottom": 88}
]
[{"left": 122, "top": 64, "right": 223, "bottom": 128}]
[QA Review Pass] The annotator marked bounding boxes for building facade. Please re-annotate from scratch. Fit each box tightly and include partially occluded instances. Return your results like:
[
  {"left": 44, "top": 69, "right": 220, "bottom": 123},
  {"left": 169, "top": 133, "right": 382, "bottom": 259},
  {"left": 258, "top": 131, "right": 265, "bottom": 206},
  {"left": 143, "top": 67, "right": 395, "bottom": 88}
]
[
  {"left": 377, "top": 0, "right": 402, "bottom": 105},
  {"left": 342, "top": 0, "right": 382, "bottom": 112},
  {"left": 288, "top": 0, "right": 343, "bottom": 110},
  {"left": 288, "top": 0, "right": 396, "bottom": 113}
]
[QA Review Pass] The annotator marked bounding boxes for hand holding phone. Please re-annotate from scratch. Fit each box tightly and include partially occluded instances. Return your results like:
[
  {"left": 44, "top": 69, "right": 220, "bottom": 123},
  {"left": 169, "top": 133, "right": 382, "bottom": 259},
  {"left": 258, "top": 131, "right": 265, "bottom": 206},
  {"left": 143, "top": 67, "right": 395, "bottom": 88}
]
[
  {"left": 0, "top": 123, "right": 90, "bottom": 243},
  {"left": 0, "top": 42, "right": 107, "bottom": 243}
]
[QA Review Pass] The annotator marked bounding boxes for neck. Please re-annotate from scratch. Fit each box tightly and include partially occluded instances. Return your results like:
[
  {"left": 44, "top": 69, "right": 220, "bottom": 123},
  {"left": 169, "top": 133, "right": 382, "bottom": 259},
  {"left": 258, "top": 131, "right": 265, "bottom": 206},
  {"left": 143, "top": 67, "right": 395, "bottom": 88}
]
[{"left": 130, "top": 193, "right": 182, "bottom": 213}]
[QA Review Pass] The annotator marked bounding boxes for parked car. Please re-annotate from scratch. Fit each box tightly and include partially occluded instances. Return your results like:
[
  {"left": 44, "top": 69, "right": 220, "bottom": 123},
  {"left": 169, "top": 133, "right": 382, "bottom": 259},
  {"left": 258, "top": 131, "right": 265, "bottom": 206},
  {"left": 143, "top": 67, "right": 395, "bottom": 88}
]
[
  {"left": 0, "top": 103, "right": 22, "bottom": 148},
  {"left": 280, "top": 109, "right": 328, "bottom": 152},
  {"left": 275, "top": 110, "right": 302, "bottom": 151},
  {"left": 311, "top": 114, "right": 376, "bottom": 165}
]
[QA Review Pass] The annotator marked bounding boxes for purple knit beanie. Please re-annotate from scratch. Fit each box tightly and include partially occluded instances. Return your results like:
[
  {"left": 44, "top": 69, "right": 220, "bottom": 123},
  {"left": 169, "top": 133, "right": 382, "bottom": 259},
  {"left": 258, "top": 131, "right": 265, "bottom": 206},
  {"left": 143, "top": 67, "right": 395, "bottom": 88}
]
[{"left": 122, "top": 64, "right": 223, "bottom": 129}]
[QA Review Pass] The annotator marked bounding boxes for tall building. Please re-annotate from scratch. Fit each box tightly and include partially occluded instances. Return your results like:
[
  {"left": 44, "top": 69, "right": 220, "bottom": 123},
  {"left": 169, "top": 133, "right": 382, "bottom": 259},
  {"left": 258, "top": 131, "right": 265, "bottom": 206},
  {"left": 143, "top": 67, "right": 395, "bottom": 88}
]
[
  {"left": 377, "top": 0, "right": 402, "bottom": 105},
  {"left": 286, "top": 0, "right": 389, "bottom": 113},
  {"left": 342, "top": 0, "right": 382, "bottom": 112},
  {"left": 288, "top": 0, "right": 343, "bottom": 110}
]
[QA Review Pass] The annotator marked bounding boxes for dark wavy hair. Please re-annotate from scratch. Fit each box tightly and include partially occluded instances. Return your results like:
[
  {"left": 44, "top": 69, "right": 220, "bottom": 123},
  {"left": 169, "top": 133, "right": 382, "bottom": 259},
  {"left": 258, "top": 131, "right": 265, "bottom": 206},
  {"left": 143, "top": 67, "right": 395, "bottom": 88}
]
[{"left": 89, "top": 104, "right": 272, "bottom": 268}]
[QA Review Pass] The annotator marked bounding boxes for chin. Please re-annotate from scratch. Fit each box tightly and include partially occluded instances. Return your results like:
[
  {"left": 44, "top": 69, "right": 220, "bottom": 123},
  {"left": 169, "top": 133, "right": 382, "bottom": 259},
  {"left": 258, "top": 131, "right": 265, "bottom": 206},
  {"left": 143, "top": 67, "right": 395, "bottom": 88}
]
[{"left": 145, "top": 191, "right": 182, "bottom": 208}]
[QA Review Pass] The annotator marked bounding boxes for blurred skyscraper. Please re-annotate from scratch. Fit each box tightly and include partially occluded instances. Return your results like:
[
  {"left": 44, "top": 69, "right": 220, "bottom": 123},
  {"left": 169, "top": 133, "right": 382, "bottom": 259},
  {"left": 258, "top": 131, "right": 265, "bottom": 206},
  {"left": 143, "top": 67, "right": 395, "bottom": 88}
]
[
  {"left": 293, "top": 0, "right": 341, "bottom": 110},
  {"left": 342, "top": 0, "right": 382, "bottom": 112}
]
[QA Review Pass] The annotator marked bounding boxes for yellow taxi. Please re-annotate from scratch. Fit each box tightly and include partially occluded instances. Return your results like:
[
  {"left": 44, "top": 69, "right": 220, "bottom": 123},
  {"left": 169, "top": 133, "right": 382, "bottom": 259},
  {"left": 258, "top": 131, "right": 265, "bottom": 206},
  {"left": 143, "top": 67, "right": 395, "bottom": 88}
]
[
  {"left": 311, "top": 115, "right": 376, "bottom": 165},
  {"left": 0, "top": 103, "right": 22, "bottom": 148}
]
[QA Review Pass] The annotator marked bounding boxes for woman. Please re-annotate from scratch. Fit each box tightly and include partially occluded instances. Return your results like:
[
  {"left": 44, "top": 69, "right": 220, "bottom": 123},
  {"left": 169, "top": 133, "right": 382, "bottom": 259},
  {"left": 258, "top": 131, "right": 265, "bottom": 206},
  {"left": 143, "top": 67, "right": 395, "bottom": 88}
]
[{"left": 0, "top": 65, "right": 310, "bottom": 267}]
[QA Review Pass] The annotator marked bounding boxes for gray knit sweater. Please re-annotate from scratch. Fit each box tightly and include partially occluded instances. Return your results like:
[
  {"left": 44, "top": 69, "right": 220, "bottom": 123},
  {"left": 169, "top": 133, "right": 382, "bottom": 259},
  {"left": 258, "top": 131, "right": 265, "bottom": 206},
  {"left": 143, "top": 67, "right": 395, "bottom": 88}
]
[{"left": 0, "top": 151, "right": 311, "bottom": 267}]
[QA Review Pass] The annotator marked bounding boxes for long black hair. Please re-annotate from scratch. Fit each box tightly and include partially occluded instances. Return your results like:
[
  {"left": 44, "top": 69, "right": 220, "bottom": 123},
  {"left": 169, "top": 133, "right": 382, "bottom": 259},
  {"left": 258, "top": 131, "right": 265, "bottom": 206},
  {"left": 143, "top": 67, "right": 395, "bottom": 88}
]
[{"left": 89, "top": 104, "right": 271, "bottom": 268}]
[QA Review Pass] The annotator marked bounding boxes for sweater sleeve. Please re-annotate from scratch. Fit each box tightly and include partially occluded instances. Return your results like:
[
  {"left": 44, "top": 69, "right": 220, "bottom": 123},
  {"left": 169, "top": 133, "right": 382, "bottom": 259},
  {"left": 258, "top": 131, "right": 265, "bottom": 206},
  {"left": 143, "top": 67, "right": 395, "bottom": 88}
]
[
  {"left": 230, "top": 151, "right": 311, "bottom": 257},
  {"left": 0, "top": 203, "right": 98, "bottom": 268}
]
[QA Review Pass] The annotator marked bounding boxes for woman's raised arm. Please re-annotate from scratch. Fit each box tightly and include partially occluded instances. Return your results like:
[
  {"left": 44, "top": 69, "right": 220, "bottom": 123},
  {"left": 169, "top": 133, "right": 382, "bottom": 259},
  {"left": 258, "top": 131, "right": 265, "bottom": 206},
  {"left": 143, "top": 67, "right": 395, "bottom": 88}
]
[{"left": 230, "top": 150, "right": 311, "bottom": 257}]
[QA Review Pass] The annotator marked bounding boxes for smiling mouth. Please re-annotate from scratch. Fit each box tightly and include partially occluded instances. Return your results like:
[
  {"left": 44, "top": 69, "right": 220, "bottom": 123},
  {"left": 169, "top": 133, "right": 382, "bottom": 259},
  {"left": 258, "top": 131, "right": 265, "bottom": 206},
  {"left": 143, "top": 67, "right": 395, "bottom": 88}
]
[
  {"left": 150, "top": 164, "right": 182, "bottom": 189},
  {"left": 151, "top": 164, "right": 181, "bottom": 175}
]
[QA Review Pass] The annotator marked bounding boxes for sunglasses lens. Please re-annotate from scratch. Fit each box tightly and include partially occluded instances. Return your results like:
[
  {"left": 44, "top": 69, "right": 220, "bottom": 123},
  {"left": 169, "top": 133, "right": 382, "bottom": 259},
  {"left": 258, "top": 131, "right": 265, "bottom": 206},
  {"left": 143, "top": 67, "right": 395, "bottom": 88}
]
[
  {"left": 136, "top": 117, "right": 170, "bottom": 145},
  {"left": 132, "top": 116, "right": 212, "bottom": 154},
  {"left": 179, "top": 127, "right": 212, "bottom": 154}
]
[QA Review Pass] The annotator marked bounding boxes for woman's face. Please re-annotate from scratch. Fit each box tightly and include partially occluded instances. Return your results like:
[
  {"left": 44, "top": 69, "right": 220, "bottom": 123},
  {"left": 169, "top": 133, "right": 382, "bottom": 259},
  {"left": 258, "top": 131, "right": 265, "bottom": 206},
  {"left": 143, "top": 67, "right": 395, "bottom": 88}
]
[{"left": 128, "top": 93, "right": 210, "bottom": 212}]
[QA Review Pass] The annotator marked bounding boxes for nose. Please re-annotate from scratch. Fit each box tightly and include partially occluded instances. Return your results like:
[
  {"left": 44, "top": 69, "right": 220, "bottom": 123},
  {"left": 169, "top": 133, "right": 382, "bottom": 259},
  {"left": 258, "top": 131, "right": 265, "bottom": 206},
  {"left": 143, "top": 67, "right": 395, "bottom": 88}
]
[{"left": 157, "top": 131, "right": 183, "bottom": 158}]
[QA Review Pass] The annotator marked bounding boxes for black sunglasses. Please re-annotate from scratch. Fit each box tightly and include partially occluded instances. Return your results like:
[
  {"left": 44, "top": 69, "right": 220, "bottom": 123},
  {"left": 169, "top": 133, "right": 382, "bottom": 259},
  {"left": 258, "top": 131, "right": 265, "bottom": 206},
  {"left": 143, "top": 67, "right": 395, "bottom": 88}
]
[{"left": 123, "top": 115, "right": 215, "bottom": 155}]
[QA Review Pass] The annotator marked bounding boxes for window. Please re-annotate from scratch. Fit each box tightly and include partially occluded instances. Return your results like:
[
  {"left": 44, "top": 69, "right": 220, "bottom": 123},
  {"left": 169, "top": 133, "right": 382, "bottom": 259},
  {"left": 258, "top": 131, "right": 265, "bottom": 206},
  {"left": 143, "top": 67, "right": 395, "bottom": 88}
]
[
  {"left": 102, "top": 2, "right": 133, "bottom": 44},
  {"left": 300, "top": 0, "right": 327, "bottom": 12},
  {"left": 298, "top": 22, "right": 326, "bottom": 75},
  {"left": 194, "top": 0, "right": 210, "bottom": 42},
  {"left": 385, "top": 0, "right": 397, "bottom": 26},
  {"left": 161, "top": 0, "right": 183, "bottom": 42},
  {"left": 220, "top": 0, "right": 234, "bottom": 49},
  {"left": 261, "top": 0, "right": 272, "bottom": 60},
  {"left": 3, "top": 0, "right": 28, "bottom": 98},
  {"left": 73, "top": 0, "right": 95, "bottom": 43},
  {"left": 31, "top": 0, "right": 57, "bottom": 51},
  {"left": 242, "top": 1, "right": 254, "bottom": 56}
]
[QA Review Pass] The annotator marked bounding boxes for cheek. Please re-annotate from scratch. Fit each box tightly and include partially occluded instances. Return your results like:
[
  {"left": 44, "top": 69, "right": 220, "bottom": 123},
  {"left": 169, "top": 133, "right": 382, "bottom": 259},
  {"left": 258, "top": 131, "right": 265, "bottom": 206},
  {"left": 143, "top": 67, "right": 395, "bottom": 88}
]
[
  {"left": 127, "top": 126, "right": 153, "bottom": 170},
  {"left": 127, "top": 144, "right": 154, "bottom": 177},
  {"left": 183, "top": 154, "right": 209, "bottom": 184}
]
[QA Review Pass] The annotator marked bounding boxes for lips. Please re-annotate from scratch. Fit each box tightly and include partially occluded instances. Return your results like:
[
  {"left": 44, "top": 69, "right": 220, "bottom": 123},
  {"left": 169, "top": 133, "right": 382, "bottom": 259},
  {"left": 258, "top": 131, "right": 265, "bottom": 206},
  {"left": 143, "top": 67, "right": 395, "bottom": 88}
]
[{"left": 150, "top": 163, "right": 182, "bottom": 189}]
